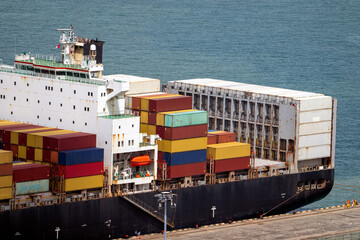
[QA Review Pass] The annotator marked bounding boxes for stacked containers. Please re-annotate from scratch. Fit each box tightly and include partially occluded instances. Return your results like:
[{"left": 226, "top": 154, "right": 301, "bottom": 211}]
[
  {"left": 0, "top": 150, "right": 13, "bottom": 200},
  {"left": 12, "top": 162, "right": 50, "bottom": 195},
  {"left": 54, "top": 148, "right": 104, "bottom": 192},
  {"left": 207, "top": 142, "right": 251, "bottom": 173},
  {"left": 207, "top": 130, "right": 236, "bottom": 144}
]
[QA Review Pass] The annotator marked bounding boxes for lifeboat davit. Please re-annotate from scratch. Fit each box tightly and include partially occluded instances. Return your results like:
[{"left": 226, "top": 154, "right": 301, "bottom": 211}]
[{"left": 131, "top": 155, "right": 152, "bottom": 167}]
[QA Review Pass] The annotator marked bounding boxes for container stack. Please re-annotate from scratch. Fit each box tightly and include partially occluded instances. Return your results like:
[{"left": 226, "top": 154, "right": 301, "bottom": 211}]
[
  {"left": 207, "top": 142, "right": 251, "bottom": 173},
  {"left": 53, "top": 148, "right": 104, "bottom": 192},
  {"left": 0, "top": 150, "right": 13, "bottom": 200},
  {"left": 207, "top": 130, "right": 236, "bottom": 144},
  {"left": 13, "top": 162, "right": 50, "bottom": 195}
]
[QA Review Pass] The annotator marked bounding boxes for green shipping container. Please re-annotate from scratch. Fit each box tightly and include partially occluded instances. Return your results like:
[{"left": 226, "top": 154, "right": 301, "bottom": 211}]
[
  {"left": 164, "top": 110, "right": 208, "bottom": 128},
  {"left": 15, "top": 179, "right": 49, "bottom": 195}
]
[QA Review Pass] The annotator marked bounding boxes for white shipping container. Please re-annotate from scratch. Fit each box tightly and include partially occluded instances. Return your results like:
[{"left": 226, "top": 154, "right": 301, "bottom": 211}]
[
  {"left": 299, "top": 96, "right": 332, "bottom": 112},
  {"left": 298, "top": 133, "right": 331, "bottom": 148},
  {"left": 299, "top": 121, "right": 331, "bottom": 136},
  {"left": 298, "top": 145, "right": 331, "bottom": 160},
  {"left": 299, "top": 109, "right": 332, "bottom": 124}
]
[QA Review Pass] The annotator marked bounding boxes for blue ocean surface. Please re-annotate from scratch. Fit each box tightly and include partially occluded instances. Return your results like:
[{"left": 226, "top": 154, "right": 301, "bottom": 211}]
[{"left": 1, "top": 0, "right": 359, "bottom": 209}]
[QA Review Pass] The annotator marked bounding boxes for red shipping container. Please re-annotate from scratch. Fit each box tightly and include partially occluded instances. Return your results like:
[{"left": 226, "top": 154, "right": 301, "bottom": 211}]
[
  {"left": 1, "top": 124, "right": 31, "bottom": 143},
  {"left": 167, "top": 161, "right": 206, "bottom": 179},
  {"left": 50, "top": 151, "right": 59, "bottom": 164},
  {"left": 214, "top": 157, "right": 250, "bottom": 173},
  {"left": 43, "top": 132, "right": 78, "bottom": 150},
  {"left": 19, "top": 128, "right": 58, "bottom": 146},
  {"left": 13, "top": 163, "right": 50, "bottom": 182},
  {"left": 10, "top": 144, "right": 18, "bottom": 158},
  {"left": 2, "top": 143, "right": 11, "bottom": 151},
  {"left": 148, "top": 112, "right": 157, "bottom": 125},
  {"left": 208, "top": 131, "right": 236, "bottom": 144},
  {"left": 42, "top": 150, "right": 51, "bottom": 163},
  {"left": 207, "top": 135, "right": 217, "bottom": 145},
  {"left": 131, "top": 93, "right": 166, "bottom": 110},
  {"left": 158, "top": 151, "right": 164, "bottom": 164},
  {"left": 148, "top": 96, "right": 192, "bottom": 112},
  {"left": 55, "top": 162, "right": 103, "bottom": 179},
  {"left": 0, "top": 163, "right": 12, "bottom": 176},
  {"left": 44, "top": 133, "right": 96, "bottom": 151},
  {"left": 26, "top": 147, "right": 35, "bottom": 160},
  {"left": 157, "top": 124, "right": 208, "bottom": 140}
]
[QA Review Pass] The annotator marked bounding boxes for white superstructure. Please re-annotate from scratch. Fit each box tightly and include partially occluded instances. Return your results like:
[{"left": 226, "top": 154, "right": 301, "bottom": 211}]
[{"left": 0, "top": 27, "right": 161, "bottom": 192}]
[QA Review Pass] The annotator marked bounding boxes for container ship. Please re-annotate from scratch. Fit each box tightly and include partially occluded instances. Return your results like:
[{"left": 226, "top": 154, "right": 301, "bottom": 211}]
[{"left": 0, "top": 26, "right": 337, "bottom": 239}]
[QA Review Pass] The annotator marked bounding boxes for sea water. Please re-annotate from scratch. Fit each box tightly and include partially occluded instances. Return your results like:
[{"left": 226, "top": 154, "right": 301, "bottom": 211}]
[{"left": 0, "top": 0, "right": 359, "bottom": 209}]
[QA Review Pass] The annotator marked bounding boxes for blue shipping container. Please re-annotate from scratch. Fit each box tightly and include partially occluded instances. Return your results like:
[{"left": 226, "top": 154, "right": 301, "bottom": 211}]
[
  {"left": 15, "top": 179, "right": 49, "bottom": 195},
  {"left": 58, "top": 148, "right": 104, "bottom": 166},
  {"left": 163, "top": 149, "right": 207, "bottom": 166}
]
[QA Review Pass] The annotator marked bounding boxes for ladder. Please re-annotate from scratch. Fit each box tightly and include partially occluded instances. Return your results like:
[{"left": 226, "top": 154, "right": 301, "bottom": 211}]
[{"left": 122, "top": 194, "right": 175, "bottom": 228}]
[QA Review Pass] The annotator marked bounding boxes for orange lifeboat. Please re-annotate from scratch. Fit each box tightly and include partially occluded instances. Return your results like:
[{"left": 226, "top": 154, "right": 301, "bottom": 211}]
[{"left": 130, "top": 155, "right": 152, "bottom": 167}]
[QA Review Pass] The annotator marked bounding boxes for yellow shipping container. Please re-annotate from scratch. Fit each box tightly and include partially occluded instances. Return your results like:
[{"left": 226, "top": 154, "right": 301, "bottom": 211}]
[
  {"left": 11, "top": 127, "right": 54, "bottom": 144},
  {"left": 140, "top": 111, "right": 148, "bottom": 124},
  {"left": 0, "top": 187, "right": 12, "bottom": 200},
  {"left": 0, "top": 121, "right": 20, "bottom": 126},
  {"left": 140, "top": 124, "right": 148, "bottom": 133},
  {"left": 158, "top": 137, "right": 207, "bottom": 153},
  {"left": 18, "top": 146, "right": 27, "bottom": 159},
  {"left": 28, "top": 130, "right": 76, "bottom": 148},
  {"left": 140, "top": 94, "right": 178, "bottom": 111},
  {"left": 147, "top": 125, "right": 156, "bottom": 135},
  {"left": 10, "top": 132, "right": 19, "bottom": 145},
  {"left": 207, "top": 142, "right": 250, "bottom": 160},
  {"left": 156, "top": 109, "right": 196, "bottom": 126},
  {"left": 0, "top": 175, "right": 13, "bottom": 188},
  {"left": 64, "top": 175, "right": 103, "bottom": 192},
  {"left": 34, "top": 148, "right": 43, "bottom": 161},
  {"left": 0, "top": 150, "right": 13, "bottom": 164}
]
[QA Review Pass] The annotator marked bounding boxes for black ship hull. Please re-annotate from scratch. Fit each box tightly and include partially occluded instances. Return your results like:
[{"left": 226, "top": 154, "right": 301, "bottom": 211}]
[{"left": 0, "top": 169, "right": 334, "bottom": 239}]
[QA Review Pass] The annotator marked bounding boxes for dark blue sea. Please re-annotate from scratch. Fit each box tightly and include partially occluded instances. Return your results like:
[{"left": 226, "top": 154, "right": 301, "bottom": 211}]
[{"left": 0, "top": 0, "right": 359, "bottom": 209}]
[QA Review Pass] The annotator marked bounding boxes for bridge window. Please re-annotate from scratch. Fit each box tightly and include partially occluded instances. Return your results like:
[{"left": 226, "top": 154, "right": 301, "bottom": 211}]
[
  {"left": 67, "top": 72, "right": 73, "bottom": 77},
  {"left": 74, "top": 73, "right": 80, "bottom": 77},
  {"left": 57, "top": 71, "right": 65, "bottom": 76}
]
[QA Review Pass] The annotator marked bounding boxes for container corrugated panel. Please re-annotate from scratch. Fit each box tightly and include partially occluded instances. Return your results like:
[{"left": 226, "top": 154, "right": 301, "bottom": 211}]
[
  {"left": 148, "top": 95, "right": 193, "bottom": 112},
  {"left": 156, "top": 109, "right": 196, "bottom": 126},
  {"left": 31, "top": 130, "right": 76, "bottom": 149},
  {"left": 207, "top": 142, "right": 250, "bottom": 160},
  {"left": 47, "top": 132, "right": 97, "bottom": 151},
  {"left": 158, "top": 137, "right": 207, "bottom": 153},
  {"left": 131, "top": 93, "right": 166, "bottom": 110},
  {"left": 15, "top": 179, "right": 49, "bottom": 195},
  {"left": 25, "top": 128, "right": 59, "bottom": 147},
  {"left": 58, "top": 148, "right": 104, "bottom": 165},
  {"left": 13, "top": 163, "right": 50, "bottom": 182},
  {"left": 1, "top": 124, "right": 30, "bottom": 143},
  {"left": 214, "top": 157, "right": 251, "bottom": 173},
  {"left": 207, "top": 135, "right": 217, "bottom": 145},
  {"left": 64, "top": 174, "right": 103, "bottom": 192},
  {"left": 10, "top": 144, "right": 18, "bottom": 158},
  {"left": 164, "top": 110, "right": 208, "bottom": 128},
  {"left": 0, "top": 163, "right": 12, "bottom": 176},
  {"left": 42, "top": 131, "right": 81, "bottom": 150},
  {"left": 34, "top": 148, "right": 43, "bottom": 161},
  {"left": 56, "top": 162, "right": 104, "bottom": 179},
  {"left": 42, "top": 150, "right": 51, "bottom": 163},
  {"left": 140, "top": 111, "right": 148, "bottom": 124},
  {"left": 18, "top": 145, "right": 27, "bottom": 159},
  {"left": 140, "top": 124, "right": 148, "bottom": 133},
  {"left": 0, "top": 150, "right": 12, "bottom": 164},
  {"left": 140, "top": 94, "right": 177, "bottom": 111},
  {"left": 167, "top": 161, "right": 206, "bottom": 179},
  {"left": 0, "top": 175, "right": 13, "bottom": 188},
  {"left": 208, "top": 131, "right": 236, "bottom": 144},
  {"left": 158, "top": 151, "right": 164, "bottom": 163},
  {"left": 157, "top": 124, "right": 208, "bottom": 140},
  {"left": 164, "top": 149, "right": 207, "bottom": 166},
  {"left": 9, "top": 125, "right": 39, "bottom": 145},
  {"left": 147, "top": 125, "right": 156, "bottom": 135},
  {"left": 147, "top": 112, "right": 157, "bottom": 125},
  {"left": 17, "top": 127, "right": 53, "bottom": 146},
  {"left": 0, "top": 187, "right": 12, "bottom": 200}
]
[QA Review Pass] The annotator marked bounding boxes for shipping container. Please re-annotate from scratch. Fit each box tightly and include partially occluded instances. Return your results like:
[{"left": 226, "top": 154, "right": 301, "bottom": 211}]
[
  {"left": 46, "top": 132, "right": 97, "bottom": 151},
  {"left": 158, "top": 151, "right": 164, "bottom": 163},
  {"left": 9, "top": 125, "right": 40, "bottom": 145},
  {"left": 157, "top": 124, "right": 208, "bottom": 140},
  {"left": 0, "top": 175, "right": 13, "bottom": 188},
  {"left": 208, "top": 131, "right": 236, "bottom": 144},
  {"left": 207, "top": 135, "right": 217, "bottom": 145},
  {"left": 140, "top": 94, "right": 178, "bottom": 111},
  {"left": 167, "top": 161, "right": 206, "bottom": 179},
  {"left": 34, "top": 148, "right": 43, "bottom": 161},
  {"left": 131, "top": 93, "right": 167, "bottom": 110},
  {"left": 15, "top": 179, "right": 49, "bottom": 195},
  {"left": 207, "top": 142, "right": 250, "bottom": 160},
  {"left": 164, "top": 149, "right": 207, "bottom": 166},
  {"left": 13, "top": 163, "right": 50, "bottom": 182},
  {"left": 18, "top": 145, "right": 27, "bottom": 159},
  {"left": 140, "top": 111, "right": 148, "bottom": 124},
  {"left": 0, "top": 150, "right": 12, "bottom": 164},
  {"left": 148, "top": 95, "right": 192, "bottom": 112},
  {"left": 158, "top": 137, "right": 207, "bottom": 153},
  {"left": 0, "top": 164, "right": 12, "bottom": 176},
  {"left": 0, "top": 123, "right": 28, "bottom": 143},
  {"left": 147, "top": 125, "right": 156, "bottom": 135},
  {"left": 28, "top": 130, "right": 76, "bottom": 149},
  {"left": 214, "top": 157, "right": 251, "bottom": 173},
  {"left": 17, "top": 127, "right": 53, "bottom": 146},
  {"left": 64, "top": 174, "right": 103, "bottom": 192},
  {"left": 163, "top": 111, "right": 208, "bottom": 128},
  {"left": 147, "top": 112, "right": 157, "bottom": 125},
  {"left": 10, "top": 144, "right": 18, "bottom": 158},
  {"left": 140, "top": 124, "right": 148, "bottom": 134},
  {"left": 58, "top": 148, "right": 104, "bottom": 165},
  {"left": 0, "top": 187, "right": 12, "bottom": 200},
  {"left": 2, "top": 124, "right": 38, "bottom": 144},
  {"left": 156, "top": 109, "right": 195, "bottom": 126},
  {"left": 23, "top": 128, "right": 58, "bottom": 147},
  {"left": 55, "top": 162, "right": 104, "bottom": 179}
]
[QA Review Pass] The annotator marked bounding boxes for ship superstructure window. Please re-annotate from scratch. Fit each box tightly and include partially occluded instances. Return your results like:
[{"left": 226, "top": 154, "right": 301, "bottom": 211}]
[
  {"left": 38, "top": 100, "right": 40, "bottom": 103},
  {"left": 50, "top": 71, "right": 55, "bottom": 75},
  {"left": 26, "top": 98, "right": 28, "bottom": 102},
  {"left": 11, "top": 111, "right": 13, "bottom": 115},
  {"left": 37, "top": 115, "right": 39, "bottom": 119},
  {"left": 118, "top": 141, "right": 120, "bottom": 147},
  {"left": 80, "top": 73, "right": 86, "bottom": 78},
  {"left": 41, "top": 69, "right": 49, "bottom": 74},
  {"left": 1, "top": 80, "right": 2, "bottom": 83},
  {"left": 57, "top": 71, "right": 65, "bottom": 76},
  {"left": 72, "top": 121, "right": 75, "bottom": 124},
  {"left": 48, "top": 117, "right": 51, "bottom": 120},
  {"left": 60, "top": 119, "right": 62, "bottom": 122},
  {"left": 85, "top": 122, "right": 87, "bottom": 126},
  {"left": 35, "top": 69, "right": 40, "bottom": 73},
  {"left": 74, "top": 90, "right": 76, "bottom": 94},
  {"left": 121, "top": 141, "right": 124, "bottom": 147},
  {"left": 14, "top": 81, "right": 16, "bottom": 85},
  {"left": 74, "top": 73, "right": 79, "bottom": 77},
  {"left": 13, "top": 97, "right": 16, "bottom": 101},
  {"left": 49, "top": 102, "right": 51, "bottom": 105},
  {"left": 67, "top": 72, "right": 73, "bottom": 77},
  {"left": 60, "top": 88, "right": 63, "bottom": 92},
  {"left": 60, "top": 103, "right": 62, "bottom": 107},
  {"left": 27, "top": 83, "right": 29, "bottom": 87},
  {"left": 132, "top": 140, "right": 134, "bottom": 145},
  {"left": 27, "top": 66, "right": 34, "bottom": 71}
]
